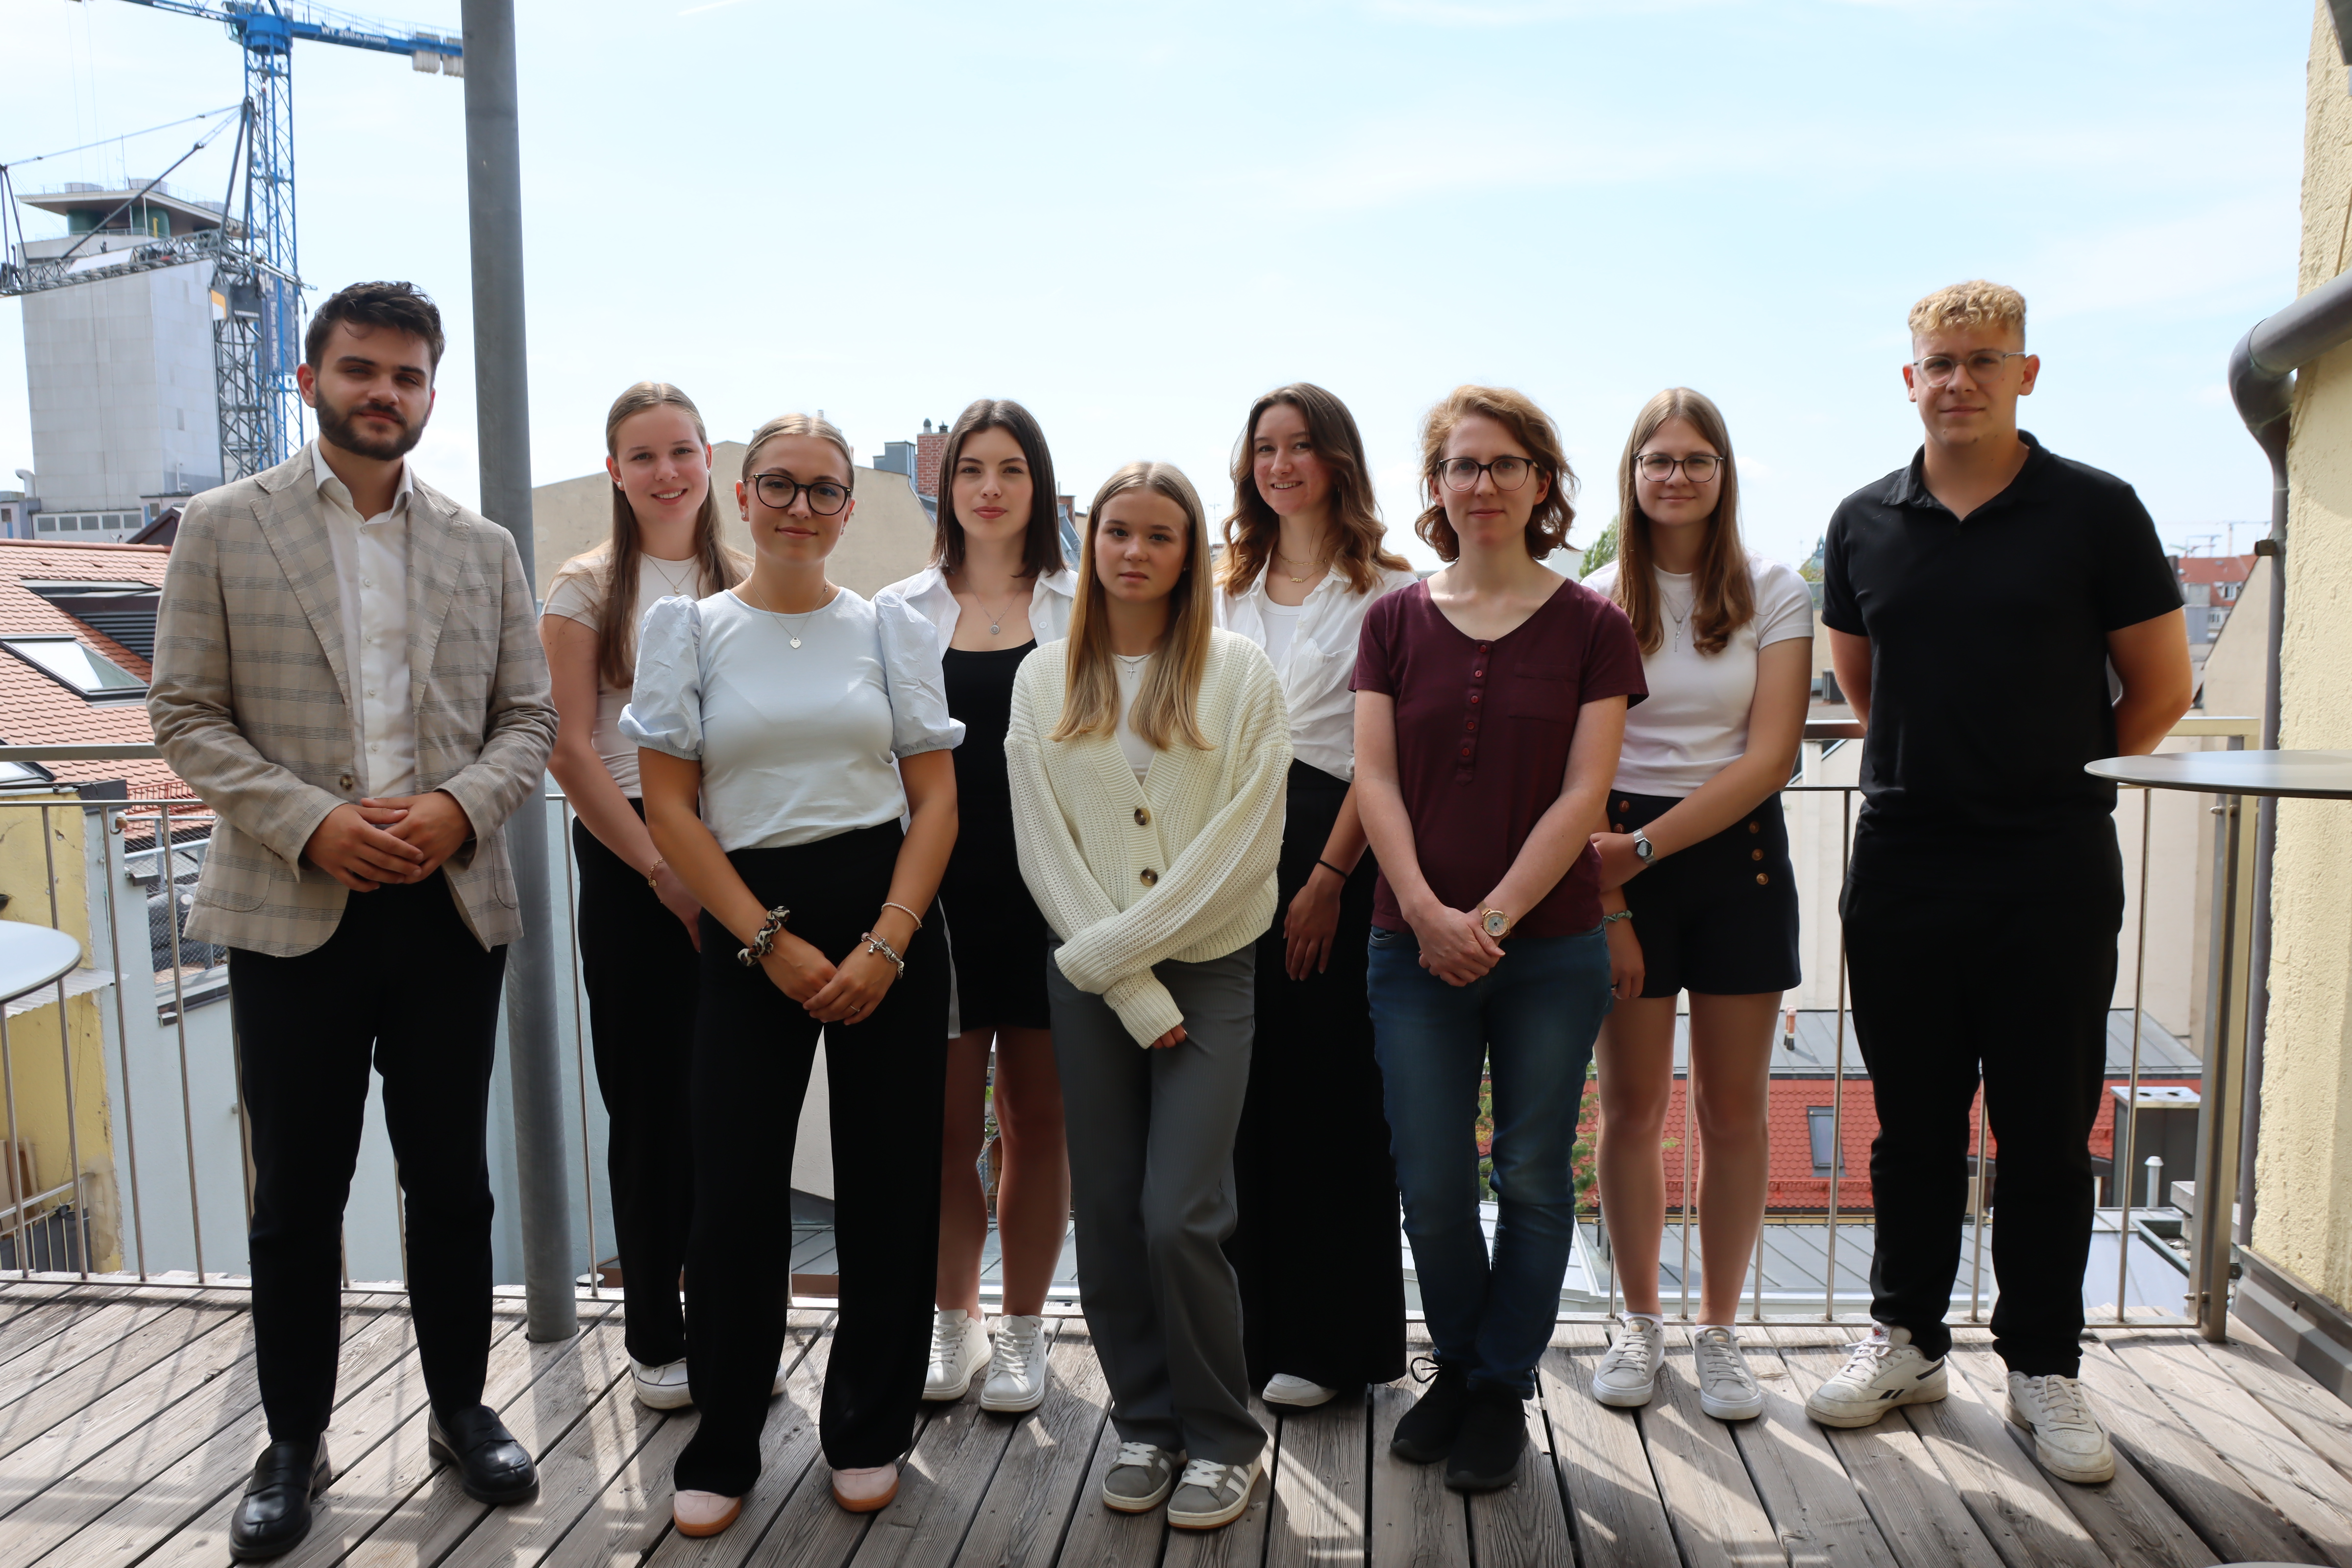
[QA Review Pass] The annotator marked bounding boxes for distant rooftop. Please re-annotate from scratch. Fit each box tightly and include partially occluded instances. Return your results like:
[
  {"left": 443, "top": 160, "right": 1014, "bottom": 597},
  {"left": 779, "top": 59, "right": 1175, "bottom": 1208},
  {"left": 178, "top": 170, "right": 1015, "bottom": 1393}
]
[{"left": 21, "top": 181, "right": 234, "bottom": 238}]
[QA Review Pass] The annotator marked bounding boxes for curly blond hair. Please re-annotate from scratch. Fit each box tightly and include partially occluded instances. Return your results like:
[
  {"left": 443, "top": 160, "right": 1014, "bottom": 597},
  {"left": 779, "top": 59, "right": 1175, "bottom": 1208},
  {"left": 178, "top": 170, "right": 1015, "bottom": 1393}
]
[{"left": 1908, "top": 280, "right": 2026, "bottom": 342}]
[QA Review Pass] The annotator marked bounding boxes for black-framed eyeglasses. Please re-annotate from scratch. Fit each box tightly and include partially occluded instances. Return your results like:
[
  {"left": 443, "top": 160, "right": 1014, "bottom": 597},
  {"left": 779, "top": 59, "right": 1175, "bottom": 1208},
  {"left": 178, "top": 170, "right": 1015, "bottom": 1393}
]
[
  {"left": 1438, "top": 455, "right": 1538, "bottom": 493},
  {"left": 1635, "top": 453, "right": 1723, "bottom": 484},
  {"left": 750, "top": 472, "right": 850, "bottom": 514},
  {"left": 1912, "top": 349, "right": 2025, "bottom": 388}
]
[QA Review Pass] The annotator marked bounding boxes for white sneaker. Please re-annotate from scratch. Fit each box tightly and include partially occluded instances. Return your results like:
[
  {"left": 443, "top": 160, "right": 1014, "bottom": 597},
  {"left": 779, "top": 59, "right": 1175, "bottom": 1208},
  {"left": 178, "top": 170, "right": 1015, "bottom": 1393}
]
[
  {"left": 1691, "top": 1326, "right": 1764, "bottom": 1421},
  {"left": 2006, "top": 1371, "right": 2116, "bottom": 1483},
  {"left": 1167, "top": 1454, "right": 1263, "bottom": 1530},
  {"left": 1804, "top": 1325, "right": 1948, "bottom": 1428},
  {"left": 923, "top": 1308, "right": 991, "bottom": 1401},
  {"left": 980, "top": 1314, "right": 1048, "bottom": 1413},
  {"left": 632, "top": 1357, "right": 691, "bottom": 1409},
  {"left": 1262, "top": 1373, "right": 1337, "bottom": 1408},
  {"left": 1592, "top": 1314, "right": 1663, "bottom": 1407}
]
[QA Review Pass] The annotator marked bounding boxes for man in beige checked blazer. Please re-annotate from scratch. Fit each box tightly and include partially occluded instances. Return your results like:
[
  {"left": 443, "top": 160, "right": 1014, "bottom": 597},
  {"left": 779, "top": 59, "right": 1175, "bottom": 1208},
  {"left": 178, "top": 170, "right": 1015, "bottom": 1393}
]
[{"left": 149, "top": 282, "right": 557, "bottom": 1562}]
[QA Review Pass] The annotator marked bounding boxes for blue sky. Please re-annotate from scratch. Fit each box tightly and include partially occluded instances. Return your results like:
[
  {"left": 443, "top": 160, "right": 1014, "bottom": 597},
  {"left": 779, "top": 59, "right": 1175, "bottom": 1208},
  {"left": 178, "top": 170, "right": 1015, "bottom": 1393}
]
[{"left": 0, "top": 0, "right": 2315, "bottom": 572}]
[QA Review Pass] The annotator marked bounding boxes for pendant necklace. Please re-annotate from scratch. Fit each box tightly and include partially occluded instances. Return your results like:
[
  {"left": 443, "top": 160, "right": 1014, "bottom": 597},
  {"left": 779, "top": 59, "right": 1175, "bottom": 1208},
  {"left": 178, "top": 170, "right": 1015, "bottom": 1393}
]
[
  {"left": 744, "top": 581, "right": 825, "bottom": 648},
  {"left": 1274, "top": 548, "right": 1326, "bottom": 585},
  {"left": 976, "top": 588, "right": 1023, "bottom": 637},
  {"left": 1661, "top": 580, "right": 1693, "bottom": 652},
  {"left": 646, "top": 554, "right": 698, "bottom": 601}
]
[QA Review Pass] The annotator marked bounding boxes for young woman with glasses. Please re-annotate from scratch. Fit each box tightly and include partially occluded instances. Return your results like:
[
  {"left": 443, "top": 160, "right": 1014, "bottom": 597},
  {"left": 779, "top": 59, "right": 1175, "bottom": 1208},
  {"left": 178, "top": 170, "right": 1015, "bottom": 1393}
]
[
  {"left": 1580, "top": 389, "right": 1813, "bottom": 1420},
  {"left": 1006, "top": 463, "right": 1290, "bottom": 1532},
  {"left": 540, "top": 383, "right": 746, "bottom": 1412},
  {"left": 1354, "top": 386, "right": 1644, "bottom": 1493},
  {"left": 625, "top": 414, "right": 962, "bottom": 1535},
  {"left": 1213, "top": 384, "right": 1415, "bottom": 1411},
  {"left": 882, "top": 399, "right": 1077, "bottom": 1416}
]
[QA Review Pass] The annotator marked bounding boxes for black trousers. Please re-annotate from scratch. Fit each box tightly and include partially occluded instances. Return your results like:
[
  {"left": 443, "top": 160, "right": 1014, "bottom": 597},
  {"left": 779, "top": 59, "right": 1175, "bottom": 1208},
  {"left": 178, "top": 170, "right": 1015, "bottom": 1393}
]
[
  {"left": 673, "top": 824, "right": 949, "bottom": 1496},
  {"left": 229, "top": 875, "right": 506, "bottom": 1445},
  {"left": 1841, "top": 828, "right": 2122, "bottom": 1376},
  {"left": 573, "top": 806, "right": 698, "bottom": 1367},
  {"left": 1225, "top": 762, "right": 1407, "bottom": 1392}
]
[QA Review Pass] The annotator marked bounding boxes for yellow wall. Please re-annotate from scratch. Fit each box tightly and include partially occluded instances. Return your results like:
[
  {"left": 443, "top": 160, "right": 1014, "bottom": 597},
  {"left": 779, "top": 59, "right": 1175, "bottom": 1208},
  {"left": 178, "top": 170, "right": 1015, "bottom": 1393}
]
[
  {"left": 2250, "top": 3, "right": 2352, "bottom": 1298},
  {"left": 0, "top": 794, "right": 120, "bottom": 1271}
]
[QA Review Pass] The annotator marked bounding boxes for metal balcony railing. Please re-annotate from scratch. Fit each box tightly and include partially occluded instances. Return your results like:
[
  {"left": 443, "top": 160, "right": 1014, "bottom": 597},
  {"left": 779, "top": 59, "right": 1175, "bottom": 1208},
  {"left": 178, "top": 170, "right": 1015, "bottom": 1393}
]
[{"left": 0, "top": 716, "right": 2265, "bottom": 1335}]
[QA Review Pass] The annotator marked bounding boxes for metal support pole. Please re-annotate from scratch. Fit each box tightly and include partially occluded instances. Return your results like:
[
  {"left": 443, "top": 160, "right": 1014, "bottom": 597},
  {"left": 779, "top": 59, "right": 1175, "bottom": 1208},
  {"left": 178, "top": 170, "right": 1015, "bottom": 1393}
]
[
  {"left": 462, "top": 0, "right": 574, "bottom": 1344},
  {"left": 2192, "top": 792, "right": 2257, "bottom": 1341}
]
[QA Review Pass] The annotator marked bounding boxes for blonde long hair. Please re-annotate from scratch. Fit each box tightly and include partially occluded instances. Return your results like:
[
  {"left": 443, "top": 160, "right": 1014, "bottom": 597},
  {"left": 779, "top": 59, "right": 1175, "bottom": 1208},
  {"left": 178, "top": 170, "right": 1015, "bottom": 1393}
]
[
  {"left": 586, "top": 382, "right": 745, "bottom": 689},
  {"left": 1054, "top": 462, "right": 1215, "bottom": 752},
  {"left": 1610, "top": 388, "right": 1753, "bottom": 657}
]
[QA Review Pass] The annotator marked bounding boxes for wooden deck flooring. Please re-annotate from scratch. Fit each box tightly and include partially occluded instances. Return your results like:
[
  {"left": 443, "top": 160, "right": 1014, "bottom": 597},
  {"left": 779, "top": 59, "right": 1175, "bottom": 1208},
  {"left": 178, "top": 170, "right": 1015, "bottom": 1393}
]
[{"left": 0, "top": 1281, "right": 2349, "bottom": 1566}]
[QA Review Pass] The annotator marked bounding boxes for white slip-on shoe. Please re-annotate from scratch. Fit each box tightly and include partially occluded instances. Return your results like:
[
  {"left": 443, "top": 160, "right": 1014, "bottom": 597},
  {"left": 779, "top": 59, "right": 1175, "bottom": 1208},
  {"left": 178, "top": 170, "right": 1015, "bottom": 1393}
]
[
  {"left": 923, "top": 1308, "right": 991, "bottom": 1402},
  {"left": 672, "top": 1489, "right": 740, "bottom": 1537},
  {"left": 1101, "top": 1442, "right": 1183, "bottom": 1512},
  {"left": 1167, "top": 1454, "right": 1263, "bottom": 1530},
  {"left": 2006, "top": 1371, "right": 2116, "bottom": 1483},
  {"left": 1804, "top": 1326, "right": 1948, "bottom": 1428},
  {"left": 1592, "top": 1314, "right": 1663, "bottom": 1408},
  {"left": 631, "top": 1357, "right": 692, "bottom": 1410},
  {"left": 1262, "top": 1373, "right": 1337, "bottom": 1408},
  {"left": 1691, "top": 1326, "right": 1764, "bottom": 1421},
  {"left": 980, "top": 1314, "right": 1048, "bottom": 1413}
]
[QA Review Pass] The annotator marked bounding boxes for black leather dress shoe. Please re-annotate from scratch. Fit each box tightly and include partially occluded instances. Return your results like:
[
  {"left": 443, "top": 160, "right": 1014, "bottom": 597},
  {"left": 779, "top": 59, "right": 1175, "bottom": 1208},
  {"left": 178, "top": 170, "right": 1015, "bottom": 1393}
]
[
  {"left": 228, "top": 1436, "right": 330, "bottom": 1561},
  {"left": 427, "top": 1404, "right": 539, "bottom": 1504}
]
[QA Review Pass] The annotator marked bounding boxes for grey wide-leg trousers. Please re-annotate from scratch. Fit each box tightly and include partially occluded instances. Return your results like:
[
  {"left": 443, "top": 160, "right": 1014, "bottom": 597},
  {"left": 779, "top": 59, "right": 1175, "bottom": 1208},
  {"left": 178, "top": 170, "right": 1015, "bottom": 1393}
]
[{"left": 1049, "top": 945, "right": 1266, "bottom": 1467}]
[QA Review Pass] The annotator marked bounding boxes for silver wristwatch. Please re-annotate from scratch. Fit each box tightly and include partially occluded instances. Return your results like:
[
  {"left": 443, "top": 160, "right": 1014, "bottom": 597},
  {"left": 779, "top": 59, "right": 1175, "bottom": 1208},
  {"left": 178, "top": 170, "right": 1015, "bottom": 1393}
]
[{"left": 1632, "top": 828, "right": 1656, "bottom": 864}]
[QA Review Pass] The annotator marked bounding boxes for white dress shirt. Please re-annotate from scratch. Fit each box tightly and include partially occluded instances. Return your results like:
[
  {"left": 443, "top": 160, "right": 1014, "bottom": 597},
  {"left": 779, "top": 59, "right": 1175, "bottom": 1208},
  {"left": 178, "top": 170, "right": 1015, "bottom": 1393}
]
[
  {"left": 882, "top": 562, "right": 1079, "bottom": 654},
  {"left": 310, "top": 443, "right": 418, "bottom": 798},
  {"left": 1216, "top": 560, "right": 1418, "bottom": 781}
]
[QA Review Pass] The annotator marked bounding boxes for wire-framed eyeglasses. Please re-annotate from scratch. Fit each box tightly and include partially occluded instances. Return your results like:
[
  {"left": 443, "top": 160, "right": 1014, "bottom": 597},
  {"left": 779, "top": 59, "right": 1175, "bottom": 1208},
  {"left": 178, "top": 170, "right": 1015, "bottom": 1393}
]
[
  {"left": 1912, "top": 350, "right": 2026, "bottom": 388},
  {"left": 750, "top": 472, "right": 851, "bottom": 514},
  {"left": 1635, "top": 453, "right": 1723, "bottom": 484},
  {"left": 1438, "top": 455, "right": 1539, "bottom": 493}
]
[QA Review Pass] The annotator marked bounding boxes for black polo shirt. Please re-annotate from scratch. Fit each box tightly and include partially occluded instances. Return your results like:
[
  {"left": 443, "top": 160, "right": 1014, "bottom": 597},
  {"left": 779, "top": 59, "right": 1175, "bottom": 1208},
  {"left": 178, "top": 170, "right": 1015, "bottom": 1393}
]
[{"left": 1820, "top": 431, "right": 2181, "bottom": 885}]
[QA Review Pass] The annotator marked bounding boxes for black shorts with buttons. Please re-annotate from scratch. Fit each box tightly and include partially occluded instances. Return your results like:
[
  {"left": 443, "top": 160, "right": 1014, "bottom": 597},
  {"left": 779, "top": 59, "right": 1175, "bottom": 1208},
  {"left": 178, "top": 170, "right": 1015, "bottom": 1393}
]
[{"left": 1612, "top": 790, "right": 1800, "bottom": 999}]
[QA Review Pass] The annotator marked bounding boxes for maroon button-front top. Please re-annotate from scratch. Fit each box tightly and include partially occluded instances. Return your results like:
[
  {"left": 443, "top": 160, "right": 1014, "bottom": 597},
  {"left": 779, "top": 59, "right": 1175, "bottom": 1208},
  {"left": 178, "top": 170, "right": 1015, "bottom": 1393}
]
[{"left": 1465, "top": 717, "right": 1478, "bottom": 732}]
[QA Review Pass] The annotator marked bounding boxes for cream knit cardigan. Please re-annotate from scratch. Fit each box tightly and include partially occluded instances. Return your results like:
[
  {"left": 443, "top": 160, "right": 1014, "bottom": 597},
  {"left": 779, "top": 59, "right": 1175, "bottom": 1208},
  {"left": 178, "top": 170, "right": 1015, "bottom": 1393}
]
[{"left": 1007, "top": 628, "right": 1292, "bottom": 1045}]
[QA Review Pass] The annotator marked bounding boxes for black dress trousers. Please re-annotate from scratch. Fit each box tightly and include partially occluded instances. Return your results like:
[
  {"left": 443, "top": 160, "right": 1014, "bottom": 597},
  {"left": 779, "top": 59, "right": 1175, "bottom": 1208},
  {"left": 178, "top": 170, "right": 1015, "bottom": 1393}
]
[
  {"left": 228, "top": 873, "right": 507, "bottom": 1446},
  {"left": 1225, "top": 761, "right": 1408, "bottom": 1392},
  {"left": 573, "top": 803, "right": 700, "bottom": 1368}
]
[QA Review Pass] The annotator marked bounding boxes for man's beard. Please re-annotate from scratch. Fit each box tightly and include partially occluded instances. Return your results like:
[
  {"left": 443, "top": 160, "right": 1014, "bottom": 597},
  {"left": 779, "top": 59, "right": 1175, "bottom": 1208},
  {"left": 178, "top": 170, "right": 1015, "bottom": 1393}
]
[{"left": 315, "top": 386, "right": 424, "bottom": 463}]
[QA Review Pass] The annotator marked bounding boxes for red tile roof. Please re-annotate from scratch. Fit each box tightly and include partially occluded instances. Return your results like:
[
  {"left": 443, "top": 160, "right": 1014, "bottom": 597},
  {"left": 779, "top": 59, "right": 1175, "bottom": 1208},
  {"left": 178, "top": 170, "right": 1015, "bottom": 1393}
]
[
  {"left": 0, "top": 540, "right": 192, "bottom": 805},
  {"left": 2176, "top": 554, "right": 2255, "bottom": 586}
]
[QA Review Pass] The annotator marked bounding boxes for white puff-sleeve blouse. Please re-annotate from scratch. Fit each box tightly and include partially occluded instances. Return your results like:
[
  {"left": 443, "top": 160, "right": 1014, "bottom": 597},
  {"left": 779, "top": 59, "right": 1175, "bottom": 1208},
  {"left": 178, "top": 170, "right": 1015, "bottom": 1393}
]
[{"left": 619, "top": 586, "right": 963, "bottom": 853}]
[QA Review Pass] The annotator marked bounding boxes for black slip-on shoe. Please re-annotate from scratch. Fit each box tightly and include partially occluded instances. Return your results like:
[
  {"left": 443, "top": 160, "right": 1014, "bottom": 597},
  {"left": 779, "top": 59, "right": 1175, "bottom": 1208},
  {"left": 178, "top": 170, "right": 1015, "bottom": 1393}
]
[
  {"left": 427, "top": 1404, "right": 539, "bottom": 1504},
  {"left": 228, "top": 1436, "right": 330, "bottom": 1561},
  {"left": 1390, "top": 1359, "right": 1475, "bottom": 1464},
  {"left": 1444, "top": 1385, "right": 1529, "bottom": 1493}
]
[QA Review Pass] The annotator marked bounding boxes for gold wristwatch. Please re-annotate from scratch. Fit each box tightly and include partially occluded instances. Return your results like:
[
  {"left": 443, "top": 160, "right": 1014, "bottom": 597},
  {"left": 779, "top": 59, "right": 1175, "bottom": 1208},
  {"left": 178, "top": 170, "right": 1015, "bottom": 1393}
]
[{"left": 1480, "top": 906, "right": 1512, "bottom": 940}]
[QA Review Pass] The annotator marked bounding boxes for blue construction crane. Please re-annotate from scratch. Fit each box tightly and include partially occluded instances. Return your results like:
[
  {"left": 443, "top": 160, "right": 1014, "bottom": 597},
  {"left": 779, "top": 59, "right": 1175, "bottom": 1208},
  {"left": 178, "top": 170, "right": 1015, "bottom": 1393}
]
[{"left": 5, "top": 3, "right": 463, "bottom": 479}]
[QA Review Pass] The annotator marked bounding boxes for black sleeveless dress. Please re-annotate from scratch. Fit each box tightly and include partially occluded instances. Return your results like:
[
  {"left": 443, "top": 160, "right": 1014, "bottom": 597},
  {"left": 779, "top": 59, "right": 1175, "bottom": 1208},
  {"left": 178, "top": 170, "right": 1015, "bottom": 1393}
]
[{"left": 936, "top": 640, "right": 1053, "bottom": 1031}]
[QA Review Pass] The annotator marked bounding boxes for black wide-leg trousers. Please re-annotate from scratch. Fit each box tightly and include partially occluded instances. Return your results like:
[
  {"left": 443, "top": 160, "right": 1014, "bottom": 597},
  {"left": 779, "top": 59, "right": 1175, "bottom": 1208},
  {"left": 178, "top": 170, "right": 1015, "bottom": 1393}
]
[
  {"left": 229, "top": 874, "right": 507, "bottom": 1446},
  {"left": 1841, "top": 828, "right": 2123, "bottom": 1377},
  {"left": 573, "top": 805, "right": 698, "bottom": 1368},
  {"left": 672, "top": 823, "right": 949, "bottom": 1497}
]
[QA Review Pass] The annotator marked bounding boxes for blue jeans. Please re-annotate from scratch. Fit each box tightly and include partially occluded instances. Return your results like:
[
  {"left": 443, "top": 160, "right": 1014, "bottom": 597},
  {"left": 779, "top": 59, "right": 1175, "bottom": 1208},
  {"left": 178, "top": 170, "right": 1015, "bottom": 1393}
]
[{"left": 1369, "top": 925, "right": 1611, "bottom": 1397}]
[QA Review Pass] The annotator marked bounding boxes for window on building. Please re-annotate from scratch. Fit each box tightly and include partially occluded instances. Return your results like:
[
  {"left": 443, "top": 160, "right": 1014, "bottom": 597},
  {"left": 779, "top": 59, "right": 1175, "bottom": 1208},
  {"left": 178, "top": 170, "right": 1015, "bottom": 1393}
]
[
  {"left": 0, "top": 636, "right": 147, "bottom": 700},
  {"left": 1807, "top": 1106, "right": 1846, "bottom": 1175}
]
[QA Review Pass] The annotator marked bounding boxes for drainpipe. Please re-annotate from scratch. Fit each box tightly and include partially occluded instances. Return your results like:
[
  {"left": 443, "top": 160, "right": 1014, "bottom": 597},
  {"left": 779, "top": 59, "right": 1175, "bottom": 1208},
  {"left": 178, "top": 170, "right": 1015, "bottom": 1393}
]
[{"left": 2225, "top": 260, "right": 2352, "bottom": 1246}]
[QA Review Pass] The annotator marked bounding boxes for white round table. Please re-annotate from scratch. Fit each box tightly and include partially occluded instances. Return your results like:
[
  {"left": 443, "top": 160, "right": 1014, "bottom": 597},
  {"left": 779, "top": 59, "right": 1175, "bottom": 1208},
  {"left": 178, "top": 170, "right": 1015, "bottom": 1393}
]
[{"left": 0, "top": 924, "right": 83, "bottom": 1006}]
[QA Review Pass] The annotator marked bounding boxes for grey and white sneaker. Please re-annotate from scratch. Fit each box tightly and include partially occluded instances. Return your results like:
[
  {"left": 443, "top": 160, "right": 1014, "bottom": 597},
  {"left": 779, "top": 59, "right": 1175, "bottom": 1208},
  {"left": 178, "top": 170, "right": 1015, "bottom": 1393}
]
[
  {"left": 923, "top": 1309, "right": 991, "bottom": 1402},
  {"left": 631, "top": 1357, "right": 691, "bottom": 1410},
  {"left": 1166, "top": 1454, "right": 1263, "bottom": 1530},
  {"left": 1804, "top": 1325, "right": 1947, "bottom": 1428},
  {"left": 1592, "top": 1314, "right": 1664, "bottom": 1408},
  {"left": 980, "top": 1314, "right": 1048, "bottom": 1413},
  {"left": 2006, "top": 1372, "right": 2115, "bottom": 1483},
  {"left": 1101, "top": 1441, "right": 1183, "bottom": 1512},
  {"left": 1691, "top": 1327, "right": 1764, "bottom": 1421},
  {"left": 1262, "top": 1373, "right": 1337, "bottom": 1408}
]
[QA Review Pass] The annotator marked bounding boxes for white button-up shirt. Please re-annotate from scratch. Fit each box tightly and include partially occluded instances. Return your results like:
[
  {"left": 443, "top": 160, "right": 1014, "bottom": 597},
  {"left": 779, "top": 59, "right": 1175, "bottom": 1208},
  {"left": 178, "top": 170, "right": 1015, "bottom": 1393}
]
[
  {"left": 1216, "top": 561, "right": 1419, "bottom": 782},
  {"left": 310, "top": 443, "right": 418, "bottom": 798},
  {"left": 883, "top": 562, "right": 1079, "bottom": 655}
]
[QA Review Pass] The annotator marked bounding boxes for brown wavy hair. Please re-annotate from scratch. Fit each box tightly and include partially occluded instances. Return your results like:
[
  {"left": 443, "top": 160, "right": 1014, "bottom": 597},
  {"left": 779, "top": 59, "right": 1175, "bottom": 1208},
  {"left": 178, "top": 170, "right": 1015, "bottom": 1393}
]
[
  {"left": 1414, "top": 385, "right": 1577, "bottom": 564},
  {"left": 1611, "top": 388, "right": 1752, "bottom": 657},
  {"left": 931, "top": 398, "right": 1065, "bottom": 580},
  {"left": 579, "top": 382, "right": 746, "bottom": 690},
  {"left": 1055, "top": 462, "right": 1215, "bottom": 752},
  {"left": 1219, "top": 383, "right": 1408, "bottom": 597}
]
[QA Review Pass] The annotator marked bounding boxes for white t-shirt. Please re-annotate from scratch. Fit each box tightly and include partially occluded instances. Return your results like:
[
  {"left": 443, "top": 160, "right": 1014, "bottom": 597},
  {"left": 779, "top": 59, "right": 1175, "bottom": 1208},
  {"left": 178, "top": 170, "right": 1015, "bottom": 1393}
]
[
  {"left": 541, "top": 552, "right": 708, "bottom": 797},
  {"left": 1582, "top": 553, "right": 1814, "bottom": 797},
  {"left": 1214, "top": 562, "right": 1418, "bottom": 781},
  {"left": 1112, "top": 653, "right": 1159, "bottom": 780},
  {"left": 619, "top": 587, "right": 964, "bottom": 852}
]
